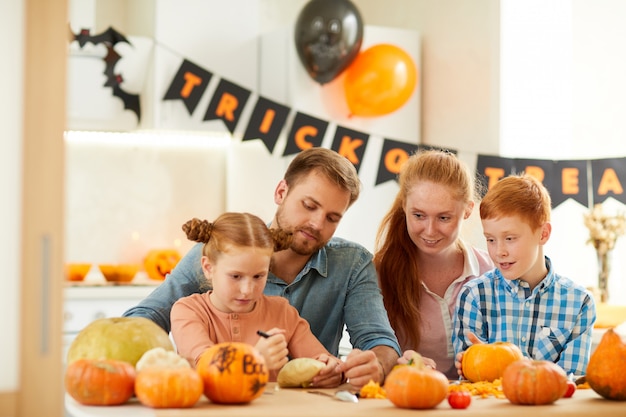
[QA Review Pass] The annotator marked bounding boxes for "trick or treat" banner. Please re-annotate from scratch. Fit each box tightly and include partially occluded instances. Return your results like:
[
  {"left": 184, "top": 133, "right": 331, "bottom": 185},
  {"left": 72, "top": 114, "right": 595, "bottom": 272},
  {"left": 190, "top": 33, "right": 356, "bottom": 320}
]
[{"left": 162, "top": 58, "right": 626, "bottom": 210}]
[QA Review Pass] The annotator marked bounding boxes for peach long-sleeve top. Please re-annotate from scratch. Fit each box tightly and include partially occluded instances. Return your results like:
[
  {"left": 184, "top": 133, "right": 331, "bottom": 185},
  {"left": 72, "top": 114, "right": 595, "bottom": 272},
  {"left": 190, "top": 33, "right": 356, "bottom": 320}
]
[{"left": 170, "top": 291, "right": 330, "bottom": 380}]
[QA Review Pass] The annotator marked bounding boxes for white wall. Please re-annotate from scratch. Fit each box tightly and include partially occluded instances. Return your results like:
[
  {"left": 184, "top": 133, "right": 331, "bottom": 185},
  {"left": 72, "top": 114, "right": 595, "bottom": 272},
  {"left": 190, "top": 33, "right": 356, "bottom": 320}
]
[
  {"left": 0, "top": 0, "right": 23, "bottom": 393},
  {"left": 500, "top": 0, "right": 626, "bottom": 304}
]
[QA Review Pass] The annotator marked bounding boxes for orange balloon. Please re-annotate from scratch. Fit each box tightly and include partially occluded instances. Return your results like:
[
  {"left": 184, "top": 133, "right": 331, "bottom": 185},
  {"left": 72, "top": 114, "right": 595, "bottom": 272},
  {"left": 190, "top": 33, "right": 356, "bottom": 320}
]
[{"left": 344, "top": 44, "right": 418, "bottom": 117}]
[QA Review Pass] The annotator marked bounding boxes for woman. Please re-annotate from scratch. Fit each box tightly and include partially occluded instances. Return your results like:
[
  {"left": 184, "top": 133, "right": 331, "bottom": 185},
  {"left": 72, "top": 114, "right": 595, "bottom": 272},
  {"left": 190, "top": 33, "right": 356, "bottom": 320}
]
[{"left": 373, "top": 150, "right": 493, "bottom": 379}]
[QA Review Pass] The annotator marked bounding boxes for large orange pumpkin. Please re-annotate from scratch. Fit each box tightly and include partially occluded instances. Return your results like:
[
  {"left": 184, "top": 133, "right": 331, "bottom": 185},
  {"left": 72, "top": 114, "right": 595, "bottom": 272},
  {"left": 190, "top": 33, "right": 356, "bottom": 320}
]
[
  {"left": 502, "top": 359, "right": 568, "bottom": 405},
  {"left": 586, "top": 328, "right": 626, "bottom": 401},
  {"left": 135, "top": 367, "right": 204, "bottom": 408},
  {"left": 65, "top": 358, "right": 136, "bottom": 406},
  {"left": 143, "top": 249, "right": 181, "bottom": 281},
  {"left": 384, "top": 359, "right": 449, "bottom": 409},
  {"left": 196, "top": 342, "right": 269, "bottom": 404},
  {"left": 462, "top": 341, "right": 524, "bottom": 382}
]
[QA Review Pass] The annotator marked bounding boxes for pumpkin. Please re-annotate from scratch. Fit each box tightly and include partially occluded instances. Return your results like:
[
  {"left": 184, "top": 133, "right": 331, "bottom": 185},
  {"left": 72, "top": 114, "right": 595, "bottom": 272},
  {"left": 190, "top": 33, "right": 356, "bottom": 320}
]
[
  {"left": 586, "top": 328, "right": 626, "bottom": 401},
  {"left": 144, "top": 249, "right": 181, "bottom": 281},
  {"left": 65, "top": 358, "right": 136, "bottom": 406},
  {"left": 135, "top": 367, "right": 204, "bottom": 408},
  {"left": 462, "top": 341, "right": 524, "bottom": 382},
  {"left": 384, "top": 355, "right": 449, "bottom": 409},
  {"left": 501, "top": 359, "right": 568, "bottom": 405},
  {"left": 67, "top": 317, "right": 175, "bottom": 367},
  {"left": 196, "top": 342, "right": 269, "bottom": 404}
]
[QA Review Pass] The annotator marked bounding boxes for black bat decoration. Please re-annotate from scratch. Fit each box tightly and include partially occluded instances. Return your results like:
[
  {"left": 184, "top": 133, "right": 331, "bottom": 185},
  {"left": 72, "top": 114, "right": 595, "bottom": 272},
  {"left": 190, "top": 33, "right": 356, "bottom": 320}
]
[{"left": 70, "top": 25, "right": 141, "bottom": 121}]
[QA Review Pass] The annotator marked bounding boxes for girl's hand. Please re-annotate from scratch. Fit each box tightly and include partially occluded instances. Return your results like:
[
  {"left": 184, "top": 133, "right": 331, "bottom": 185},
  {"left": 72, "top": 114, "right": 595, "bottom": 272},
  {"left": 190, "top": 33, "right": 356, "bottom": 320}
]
[
  {"left": 255, "top": 328, "right": 288, "bottom": 371},
  {"left": 310, "top": 353, "right": 343, "bottom": 388}
]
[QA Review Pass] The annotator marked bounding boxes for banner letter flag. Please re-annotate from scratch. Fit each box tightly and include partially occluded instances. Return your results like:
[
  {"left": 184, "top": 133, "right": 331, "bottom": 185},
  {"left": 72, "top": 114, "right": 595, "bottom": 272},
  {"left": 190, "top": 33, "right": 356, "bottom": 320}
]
[
  {"left": 375, "top": 139, "right": 419, "bottom": 185},
  {"left": 242, "top": 96, "right": 291, "bottom": 153},
  {"left": 283, "top": 112, "right": 329, "bottom": 156},
  {"left": 514, "top": 158, "right": 556, "bottom": 206},
  {"left": 553, "top": 160, "right": 588, "bottom": 207},
  {"left": 591, "top": 157, "right": 626, "bottom": 205},
  {"left": 330, "top": 126, "right": 369, "bottom": 173},
  {"left": 163, "top": 59, "right": 213, "bottom": 115},
  {"left": 476, "top": 155, "right": 514, "bottom": 197},
  {"left": 204, "top": 78, "right": 251, "bottom": 134}
]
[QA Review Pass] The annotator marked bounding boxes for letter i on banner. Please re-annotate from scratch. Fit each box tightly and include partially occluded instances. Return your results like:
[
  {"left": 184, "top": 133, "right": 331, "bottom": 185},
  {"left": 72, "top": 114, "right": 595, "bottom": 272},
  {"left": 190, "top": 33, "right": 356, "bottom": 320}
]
[
  {"left": 163, "top": 59, "right": 213, "bottom": 115},
  {"left": 242, "top": 96, "right": 291, "bottom": 154}
]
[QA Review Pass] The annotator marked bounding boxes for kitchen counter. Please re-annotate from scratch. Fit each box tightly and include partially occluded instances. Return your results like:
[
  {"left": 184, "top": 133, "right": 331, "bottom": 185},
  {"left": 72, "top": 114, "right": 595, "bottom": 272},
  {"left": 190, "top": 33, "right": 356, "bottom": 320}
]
[{"left": 65, "top": 383, "right": 624, "bottom": 417}]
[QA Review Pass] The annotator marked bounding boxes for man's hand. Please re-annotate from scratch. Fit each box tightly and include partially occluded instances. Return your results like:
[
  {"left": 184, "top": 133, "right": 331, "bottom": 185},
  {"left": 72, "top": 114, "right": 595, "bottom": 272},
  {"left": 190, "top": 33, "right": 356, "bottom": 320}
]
[{"left": 336, "top": 346, "right": 399, "bottom": 389}]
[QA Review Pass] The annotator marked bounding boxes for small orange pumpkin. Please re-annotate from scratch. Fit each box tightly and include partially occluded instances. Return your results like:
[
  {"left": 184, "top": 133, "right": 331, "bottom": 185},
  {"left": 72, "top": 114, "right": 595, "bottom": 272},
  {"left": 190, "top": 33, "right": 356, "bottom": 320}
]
[
  {"left": 144, "top": 249, "right": 181, "bottom": 281},
  {"left": 502, "top": 359, "right": 568, "bottom": 405},
  {"left": 196, "top": 342, "right": 269, "bottom": 404},
  {"left": 384, "top": 357, "right": 449, "bottom": 409},
  {"left": 65, "top": 358, "right": 136, "bottom": 406},
  {"left": 135, "top": 367, "right": 204, "bottom": 408},
  {"left": 462, "top": 341, "right": 524, "bottom": 382},
  {"left": 586, "top": 328, "right": 626, "bottom": 401}
]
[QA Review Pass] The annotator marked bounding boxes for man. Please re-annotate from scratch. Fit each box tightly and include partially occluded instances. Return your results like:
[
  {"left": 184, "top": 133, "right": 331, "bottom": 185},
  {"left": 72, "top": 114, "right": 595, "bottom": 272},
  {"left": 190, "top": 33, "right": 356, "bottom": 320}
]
[{"left": 123, "top": 147, "right": 400, "bottom": 387}]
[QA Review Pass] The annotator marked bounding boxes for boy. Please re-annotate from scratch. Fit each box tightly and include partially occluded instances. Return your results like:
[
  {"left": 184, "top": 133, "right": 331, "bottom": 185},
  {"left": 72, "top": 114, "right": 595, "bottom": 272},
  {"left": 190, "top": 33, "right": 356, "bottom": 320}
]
[{"left": 452, "top": 174, "right": 596, "bottom": 376}]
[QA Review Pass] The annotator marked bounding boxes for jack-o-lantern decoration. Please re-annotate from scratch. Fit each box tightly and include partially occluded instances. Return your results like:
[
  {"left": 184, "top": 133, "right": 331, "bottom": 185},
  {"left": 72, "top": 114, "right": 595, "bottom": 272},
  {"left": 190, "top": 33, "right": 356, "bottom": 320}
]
[
  {"left": 196, "top": 342, "right": 269, "bottom": 404},
  {"left": 143, "top": 249, "right": 181, "bottom": 281},
  {"left": 502, "top": 359, "right": 568, "bottom": 405},
  {"left": 65, "top": 358, "right": 136, "bottom": 406},
  {"left": 462, "top": 341, "right": 524, "bottom": 382}
]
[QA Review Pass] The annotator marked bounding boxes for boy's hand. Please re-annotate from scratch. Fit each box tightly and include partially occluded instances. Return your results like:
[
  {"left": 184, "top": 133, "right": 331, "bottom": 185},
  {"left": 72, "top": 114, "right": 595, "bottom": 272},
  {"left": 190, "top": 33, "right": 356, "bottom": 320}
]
[{"left": 455, "top": 332, "right": 483, "bottom": 379}]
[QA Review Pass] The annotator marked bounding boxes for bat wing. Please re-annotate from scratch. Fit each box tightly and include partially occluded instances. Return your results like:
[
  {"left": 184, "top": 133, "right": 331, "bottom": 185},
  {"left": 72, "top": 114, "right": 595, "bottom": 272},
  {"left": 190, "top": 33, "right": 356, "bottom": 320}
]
[
  {"left": 70, "top": 26, "right": 131, "bottom": 47},
  {"left": 89, "top": 27, "right": 131, "bottom": 46},
  {"left": 112, "top": 83, "right": 141, "bottom": 121}
]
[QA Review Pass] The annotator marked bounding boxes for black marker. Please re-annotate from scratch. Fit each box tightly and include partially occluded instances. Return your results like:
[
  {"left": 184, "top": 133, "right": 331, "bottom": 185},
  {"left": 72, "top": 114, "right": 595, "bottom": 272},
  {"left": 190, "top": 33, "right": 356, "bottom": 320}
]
[{"left": 256, "top": 330, "right": 271, "bottom": 338}]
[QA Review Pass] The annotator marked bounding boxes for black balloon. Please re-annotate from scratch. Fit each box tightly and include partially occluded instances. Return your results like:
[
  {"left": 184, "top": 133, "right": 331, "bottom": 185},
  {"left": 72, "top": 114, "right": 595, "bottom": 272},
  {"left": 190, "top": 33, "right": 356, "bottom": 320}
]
[{"left": 294, "top": 0, "right": 364, "bottom": 85}]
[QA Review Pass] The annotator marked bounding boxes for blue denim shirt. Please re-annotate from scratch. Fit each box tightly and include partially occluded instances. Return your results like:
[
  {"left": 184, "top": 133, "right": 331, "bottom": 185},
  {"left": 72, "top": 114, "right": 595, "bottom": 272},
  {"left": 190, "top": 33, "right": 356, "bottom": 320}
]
[{"left": 123, "top": 238, "right": 401, "bottom": 357}]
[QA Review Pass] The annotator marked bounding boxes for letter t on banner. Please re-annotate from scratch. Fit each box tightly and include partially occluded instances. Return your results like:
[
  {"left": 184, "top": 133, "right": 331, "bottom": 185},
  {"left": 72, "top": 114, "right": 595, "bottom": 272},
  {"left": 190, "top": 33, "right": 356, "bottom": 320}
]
[{"left": 163, "top": 59, "right": 213, "bottom": 115}]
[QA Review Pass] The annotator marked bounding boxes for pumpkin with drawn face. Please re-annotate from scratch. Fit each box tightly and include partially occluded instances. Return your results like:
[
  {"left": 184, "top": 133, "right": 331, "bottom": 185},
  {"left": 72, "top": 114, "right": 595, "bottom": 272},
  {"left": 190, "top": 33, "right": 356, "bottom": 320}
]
[
  {"left": 143, "top": 249, "right": 181, "bottom": 281},
  {"left": 196, "top": 342, "right": 269, "bottom": 404}
]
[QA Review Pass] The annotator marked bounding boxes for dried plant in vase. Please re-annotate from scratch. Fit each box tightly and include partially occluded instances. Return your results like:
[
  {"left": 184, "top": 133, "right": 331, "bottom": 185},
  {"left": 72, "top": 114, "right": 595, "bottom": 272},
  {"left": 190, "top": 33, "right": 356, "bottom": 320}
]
[{"left": 583, "top": 204, "right": 626, "bottom": 303}]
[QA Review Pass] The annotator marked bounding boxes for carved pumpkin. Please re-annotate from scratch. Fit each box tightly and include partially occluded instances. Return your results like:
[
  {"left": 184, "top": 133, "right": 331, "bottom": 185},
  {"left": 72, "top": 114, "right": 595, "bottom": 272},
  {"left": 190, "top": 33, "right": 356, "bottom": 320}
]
[
  {"left": 135, "top": 367, "right": 204, "bottom": 408},
  {"left": 384, "top": 355, "right": 449, "bottom": 409},
  {"left": 586, "top": 328, "right": 626, "bottom": 401},
  {"left": 143, "top": 249, "right": 181, "bottom": 281},
  {"left": 65, "top": 358, "right": 135, "bottom": 406},
  {"left": 502, "top": 359, "right": 568, "bottom": 405},
  {"left": 462, "top": 341, "right": 524, "bottom": 382},
  {"left": 196, "top": 342, "right": 269, "bottom": 404}
]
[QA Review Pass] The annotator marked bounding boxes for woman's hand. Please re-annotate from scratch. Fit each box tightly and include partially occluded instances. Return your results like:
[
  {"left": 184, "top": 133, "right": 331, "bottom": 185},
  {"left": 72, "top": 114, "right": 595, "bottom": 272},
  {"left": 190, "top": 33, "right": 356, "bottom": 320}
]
[
  {"left": 255, "top": 328, "right": 288, "bottom": 371},
  {"left": 397, "top": 350, "right": 437, "bottom": 369}
]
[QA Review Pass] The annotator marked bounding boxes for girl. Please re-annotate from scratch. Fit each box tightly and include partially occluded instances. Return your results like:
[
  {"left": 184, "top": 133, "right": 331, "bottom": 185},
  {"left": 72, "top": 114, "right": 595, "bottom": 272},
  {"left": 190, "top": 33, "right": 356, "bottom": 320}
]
[{"left": 171, "top": 213, "right": 342, "bottom": 385}]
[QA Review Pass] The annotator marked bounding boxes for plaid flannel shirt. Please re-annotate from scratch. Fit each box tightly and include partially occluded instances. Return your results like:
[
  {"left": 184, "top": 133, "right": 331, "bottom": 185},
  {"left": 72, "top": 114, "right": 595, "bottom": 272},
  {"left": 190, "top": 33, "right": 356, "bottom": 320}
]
[{"left": 452, "top": 257, "right": 596, "bottom": 375}]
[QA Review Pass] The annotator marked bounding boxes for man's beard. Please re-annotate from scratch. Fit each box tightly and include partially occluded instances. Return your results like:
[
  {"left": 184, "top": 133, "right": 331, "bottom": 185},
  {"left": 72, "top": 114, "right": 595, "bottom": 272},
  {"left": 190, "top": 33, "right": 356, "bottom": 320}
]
[{"left": 275, "top": 208, "right": 326, "bottom": 256}]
